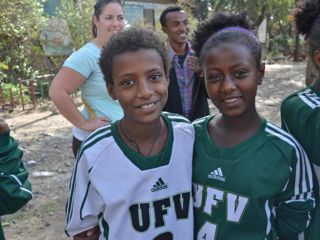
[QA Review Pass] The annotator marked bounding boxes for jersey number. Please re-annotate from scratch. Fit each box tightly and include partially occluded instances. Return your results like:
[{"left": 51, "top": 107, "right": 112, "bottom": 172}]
[
  {"left": 197, "top": 222, "right": 217, "bottom": 240},
  {"left": 153, "top": 232, "right": 173, "bottom": 240}
]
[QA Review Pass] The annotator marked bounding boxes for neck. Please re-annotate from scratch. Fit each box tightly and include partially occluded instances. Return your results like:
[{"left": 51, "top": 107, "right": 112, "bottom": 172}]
[
  {"left": 169, "top": 41, "right": 187, "bottom": 56},
  {"left": 209, "top": 110, "right": 261, "bottom": 148},
  {"left": 119, "top": 118, "right": 165, "bottom": 157},
  {"left": 220, "top": 109, "right": 261, "bottom": 131},
  {"left": 92, "top": 38, "right": 105, "bottom": 49},
  {"left": 121, "top": 118, "right": 163, "bottom": 141}
]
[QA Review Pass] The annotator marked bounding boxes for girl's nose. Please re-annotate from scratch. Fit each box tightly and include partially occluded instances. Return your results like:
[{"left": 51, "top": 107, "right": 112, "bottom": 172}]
[
  {"left": 137, "top": 80, "right": 153, "bottom": 98},
  {"left": 221, "top": 75, "right": 236, "bottom": 93}
]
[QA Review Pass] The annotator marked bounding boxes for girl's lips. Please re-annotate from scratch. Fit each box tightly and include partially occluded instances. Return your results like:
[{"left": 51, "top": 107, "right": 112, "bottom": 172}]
[
  {"left": 140, "top": 102, "right": 155, "bottom": 109},
  {"left": 223, "top": 97, "right": 241, "bottom": 103},
  {"left": 135, "top": 100, "right": 160, "bottom": 110}
]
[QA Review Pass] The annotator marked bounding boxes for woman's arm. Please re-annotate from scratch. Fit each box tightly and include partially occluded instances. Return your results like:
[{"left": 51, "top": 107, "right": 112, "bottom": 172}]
[{"left": 49, "top": 67, "right": 109, "bottom": 132}]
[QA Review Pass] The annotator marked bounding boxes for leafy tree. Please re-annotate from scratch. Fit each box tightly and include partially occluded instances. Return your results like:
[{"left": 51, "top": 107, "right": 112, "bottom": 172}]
[
  {"left": 190, "top": 0, "right": 297, "bottom": 57},
  {"left": 56, "top": 0, "right": 95, "bottom": 50},
  {"left": 0, "top": 0, "right": 47, "bottom": 83}
]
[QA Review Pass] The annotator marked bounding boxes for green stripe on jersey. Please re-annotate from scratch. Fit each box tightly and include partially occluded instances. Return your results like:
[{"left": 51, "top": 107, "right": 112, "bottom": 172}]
[
  {"left": 162, "top": 111, "right": 190, "bottom": 123},
  {"left": 66, "top": 128, "right": 112, "bottom": 224},
  {"left": 265, "top": 121, "right": 313, "bottom": 198}
]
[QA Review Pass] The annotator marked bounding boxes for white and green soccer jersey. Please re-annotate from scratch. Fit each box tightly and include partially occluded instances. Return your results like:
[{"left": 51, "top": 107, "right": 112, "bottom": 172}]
[
  {"left": 66, "top": 112, "right": 194, "bottom": 240},
  {"left": 281, "top": 86, "right": 320, "bottom": 240},
  {"left": 192, "top": 116, "right": 315, "bottom": 240}
]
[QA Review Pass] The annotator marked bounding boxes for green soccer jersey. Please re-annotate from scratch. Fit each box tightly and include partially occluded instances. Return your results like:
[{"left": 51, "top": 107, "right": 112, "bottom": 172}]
[
  {"left": 0, "top": 131, "right": 32, "bottom": 239},
  {"left": 192, "top": 116, "right": 315, "bottom": 240},
  {"left": 281, "top": 86, "right": 320, "bottom": 240}
]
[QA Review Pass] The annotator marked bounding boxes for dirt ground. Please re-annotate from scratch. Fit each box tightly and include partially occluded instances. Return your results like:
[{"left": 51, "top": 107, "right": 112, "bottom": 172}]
[{"left": 0, "top": 62, "right": 307, "bottom": 240}]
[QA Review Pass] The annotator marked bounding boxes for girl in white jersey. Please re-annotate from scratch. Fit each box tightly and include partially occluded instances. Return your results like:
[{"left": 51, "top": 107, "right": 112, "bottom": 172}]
[
  {"left": 65, "top": 28, "right": 194, "bottom": 240},
  {"left": 49, "top": 0, "right": 125, "bottom": 157}
]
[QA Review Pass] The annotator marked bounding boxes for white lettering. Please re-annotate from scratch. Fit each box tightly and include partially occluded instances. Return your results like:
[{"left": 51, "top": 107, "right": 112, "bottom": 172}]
[
  {"left": 203, "top": 187, "right": 224, "bottom": 215},
  {"left": 226, "top": 193, "right": 249, "bottom": 222}
]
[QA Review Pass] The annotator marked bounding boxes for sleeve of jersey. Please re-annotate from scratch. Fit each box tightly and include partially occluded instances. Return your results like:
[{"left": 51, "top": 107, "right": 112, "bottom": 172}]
[
  {"left": 281, "top": 97, "right": 320, "bottom": 166},
  {"left": 0, "top": 132, "right": 32, "bottom": 215},
  {"left": 274, "top": 143, "right": 315, "bottom": 239},
  {"left": 65, "top": 151, "right": 103, "bottom": 237}
]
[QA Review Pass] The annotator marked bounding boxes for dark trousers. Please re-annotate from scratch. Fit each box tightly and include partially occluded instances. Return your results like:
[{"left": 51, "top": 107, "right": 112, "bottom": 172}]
[{"left": 72, "top": 136, "right": 83, "bottom": 158}]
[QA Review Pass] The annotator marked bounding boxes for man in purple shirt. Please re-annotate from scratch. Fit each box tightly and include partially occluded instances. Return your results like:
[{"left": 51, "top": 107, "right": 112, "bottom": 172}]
[{"left": 160, "top": 6, "right": 209, "bottom": 121}]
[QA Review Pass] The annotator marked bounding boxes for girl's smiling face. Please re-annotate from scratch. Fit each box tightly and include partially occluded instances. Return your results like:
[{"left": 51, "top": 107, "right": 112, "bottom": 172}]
[
  {"left": 108, "top": 49, "right": 169, "bottom": 125},
  {"left": 204, "top": 42, "right": 265, "bottom": 118}
]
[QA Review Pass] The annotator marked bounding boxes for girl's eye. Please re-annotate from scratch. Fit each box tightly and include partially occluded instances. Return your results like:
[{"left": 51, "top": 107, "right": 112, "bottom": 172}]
[
  {"left": 122, "top": 79, "right": 134, "bottom": 87},
  {"left": 207, "top": 74, "right": 220, "bottom": 82},
  {"left": 117, "top": 15, "right": 124, "bottom": 21},
  {"left": 234, "top": 70, "right": 248, "bottom": 78},
  {"left": 150, "top": 73, "right": 162, "bottom": 81},
  {"left": 105, "top": 16, "right": 113, "bottom": 20}
]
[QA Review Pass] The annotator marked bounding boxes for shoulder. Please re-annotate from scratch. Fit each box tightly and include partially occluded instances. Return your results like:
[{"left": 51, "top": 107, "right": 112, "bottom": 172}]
[
  {"left": 77, "top": 124, "right": 114, "bottom": 163},
  {"left": 162, "top": 111, "right": 190, "bottom": 124},
  {"left": 281, "top": 87, "right": 320, "bottom": 129},
  {"left": 282, "top": 87, "right": 320, "bottom": 113},
  {"left": 162, "top": 112, "right": 194, "bottom": 136},
  {"left": 263, "top": 121, "right": 306, "bottom": 162},
  {"left": 74, "top": 43, "right": 99, "bottom": 57},
  {"left": 64, "top": 43, "right": 99, "bottom": 66},
  {"left": 192, "top": 115, "right": 212, "bottom": 132},
  {"left": 63, "top": 43, "right": 101, "bottom": 77}
]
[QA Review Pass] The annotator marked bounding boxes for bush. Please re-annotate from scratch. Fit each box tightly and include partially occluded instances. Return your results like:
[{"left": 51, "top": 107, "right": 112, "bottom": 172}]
[{"left": 0, "top": 82, "right": 31, "bottom": 106}]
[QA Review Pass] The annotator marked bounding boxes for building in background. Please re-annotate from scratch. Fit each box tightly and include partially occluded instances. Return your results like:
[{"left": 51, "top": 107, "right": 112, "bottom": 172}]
[
  {"left": 124, "top": 0, "right": 195, "bottom": 30},
  {"left": 124, "top": 0, "right": 176, "bottom": 30}
]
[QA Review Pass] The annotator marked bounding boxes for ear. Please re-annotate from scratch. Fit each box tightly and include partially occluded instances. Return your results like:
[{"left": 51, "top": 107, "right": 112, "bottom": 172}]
[
  {"left": 162, "top": 25, "right": 167, "bottom": 35},
  {"left": 314, "top": 50, "right": 320, "bottom": 67},
  {"left": 107, "top": 83, "right": 117, "bottom": 100},
  {"left": 92, "top": 15, "right": 98, "bottom": 26},
  {"left": 257, "top": 62, "right": 265, "bottom": 85}
]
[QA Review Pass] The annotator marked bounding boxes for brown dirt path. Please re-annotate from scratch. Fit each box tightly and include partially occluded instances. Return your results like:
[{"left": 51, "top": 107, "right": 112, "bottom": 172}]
[{"left": 0, "top": 62, "right": 307, "bottom": 240}]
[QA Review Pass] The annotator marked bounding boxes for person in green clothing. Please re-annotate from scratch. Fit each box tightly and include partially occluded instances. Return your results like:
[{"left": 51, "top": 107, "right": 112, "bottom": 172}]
[
  {"left": 281, "top": 0, "right": 320, "bottom": 239},
  {"left": 191, "top": 12, "right": 315, "bottom": 239},
  {"left": 0, "top": 117, "right": 32, "bottom": 239}
]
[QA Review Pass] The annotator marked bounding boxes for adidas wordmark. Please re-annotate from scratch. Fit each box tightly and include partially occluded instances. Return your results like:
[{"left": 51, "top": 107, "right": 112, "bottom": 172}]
[{"left": 208, "top": 167, "right": 225, "bottom": 182}]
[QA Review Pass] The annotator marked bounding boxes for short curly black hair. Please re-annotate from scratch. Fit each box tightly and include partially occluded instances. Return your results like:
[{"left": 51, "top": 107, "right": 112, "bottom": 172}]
[
  {"left": 160, "top": 6, "right": 184, "bottom": 27},
  {"left": 294, "top": 0, "right": 320, "bottom": 62},
  {"left": 99, "top": 27, "right": 169, "bottom": 85},
  {"left": 192, "top": 12, "right": 261, "bottom": 67}
]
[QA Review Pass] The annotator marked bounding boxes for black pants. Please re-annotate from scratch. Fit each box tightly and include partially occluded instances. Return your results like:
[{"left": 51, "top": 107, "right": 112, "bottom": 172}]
[{"left": 72, "top": 136, "right": 83, "bottom": 158}]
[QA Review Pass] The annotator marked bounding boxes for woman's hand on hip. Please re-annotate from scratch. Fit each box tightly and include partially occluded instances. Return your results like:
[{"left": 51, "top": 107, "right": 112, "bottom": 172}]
[{"left": 80, "top": 116, "right": 110, "bottom": 132}]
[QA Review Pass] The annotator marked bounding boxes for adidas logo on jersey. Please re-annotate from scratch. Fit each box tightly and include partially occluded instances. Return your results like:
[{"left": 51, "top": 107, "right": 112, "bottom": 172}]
[
  {"left": 208, "top": 167, "right": 225, "bottom": 182},
  {"left": 151, "top": 178, "right": 168, "bottom": 192}
]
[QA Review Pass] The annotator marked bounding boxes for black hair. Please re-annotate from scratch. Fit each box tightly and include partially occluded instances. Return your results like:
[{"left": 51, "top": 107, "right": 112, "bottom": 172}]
[
  {"left": 92, "top": 0, "right": 123, "bottom": 38},
  {"left": 192, "top": 12, "right": 261, "bottom": 67},
  {"left": 99, "top": 27, "right": 169, "bottom": 85},
  {"left": 160, "top": 6, "right": 184, "bottom": 27},
  {"left": 294, "top": 0, "right": 320, "bottom": 61}
]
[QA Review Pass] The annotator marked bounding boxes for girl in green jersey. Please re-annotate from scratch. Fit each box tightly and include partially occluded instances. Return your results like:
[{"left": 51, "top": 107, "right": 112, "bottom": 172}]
[
  {"left": 191, "top": 12, "right": 315, "bottom": 240},
  {"left": 281, "top": 0, "right": 320, "bottom": 239}
]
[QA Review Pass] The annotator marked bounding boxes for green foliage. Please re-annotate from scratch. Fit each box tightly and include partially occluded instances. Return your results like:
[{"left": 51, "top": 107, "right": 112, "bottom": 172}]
[
  {"left": 56, "top": 0, "right": 95, "bottom": 50},
  {"left": 191, "top": 0, "right": 297, "bottom": 57},
  {"left": 0, "top": 0, "right": 48, "bottom": 83},
  {"left": 1, "top": 82, "right": 31, "bottom": 105}
]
